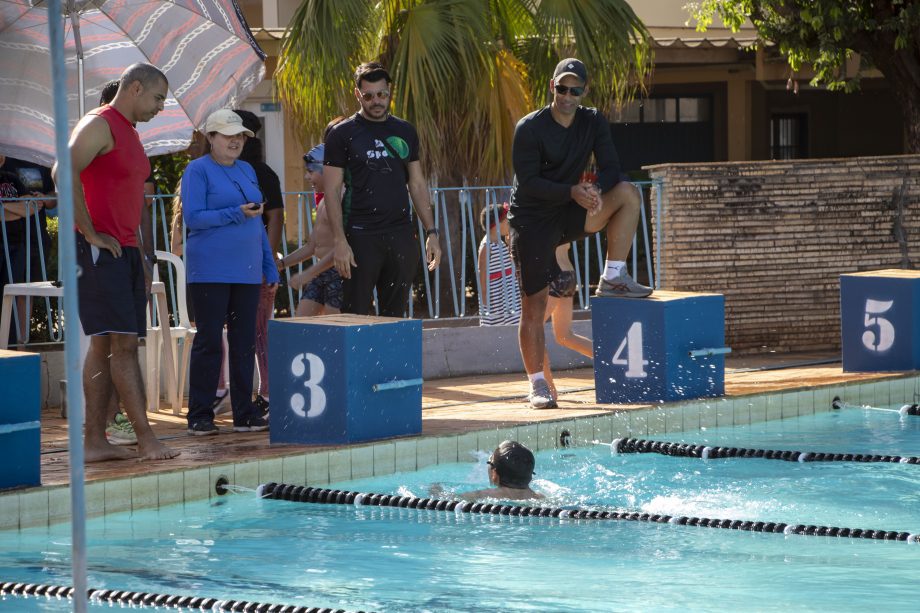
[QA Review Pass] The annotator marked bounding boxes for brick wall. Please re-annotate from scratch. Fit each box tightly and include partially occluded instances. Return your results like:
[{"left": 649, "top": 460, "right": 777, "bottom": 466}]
[{"left": 647, "top": 155, "right": 920, "bottom": 354}]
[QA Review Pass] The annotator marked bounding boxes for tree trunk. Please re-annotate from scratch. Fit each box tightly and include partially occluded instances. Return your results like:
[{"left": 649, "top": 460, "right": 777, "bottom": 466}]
[{"left": 867, "top": 44, "right": 920, "bottom": 153}]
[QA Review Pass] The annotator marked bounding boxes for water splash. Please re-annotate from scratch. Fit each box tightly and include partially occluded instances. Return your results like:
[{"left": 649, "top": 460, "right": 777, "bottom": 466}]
[{"left": 222, "top": 484, "right": 257, "bottom": 495}]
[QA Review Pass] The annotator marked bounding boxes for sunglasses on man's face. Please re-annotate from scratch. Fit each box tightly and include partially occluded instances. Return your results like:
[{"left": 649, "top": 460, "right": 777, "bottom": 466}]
[
  {"left": 359, "top": 90, "right": 390, "bottom": 101},
  {"left": 554, "top": 84, "right": 585, "bottom": 97}
]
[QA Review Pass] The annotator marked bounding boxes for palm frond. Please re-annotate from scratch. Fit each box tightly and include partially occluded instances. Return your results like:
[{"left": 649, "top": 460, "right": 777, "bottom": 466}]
[
  {"left": 276, "top": 0, "right": 650, "bottom": 180},
  {"left": 530, "top": 0, "right": 652, "bottom": 113},
  {"left": 275, "top": 0, "right": 377, "bottom": 140},
  {"left": 458, "top": 48, "right": 533, "bottom": 182}
]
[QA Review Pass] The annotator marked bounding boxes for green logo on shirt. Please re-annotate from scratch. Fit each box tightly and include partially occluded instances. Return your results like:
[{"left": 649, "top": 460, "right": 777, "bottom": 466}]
[{"left": 385, "top": 136, "right": 409, "bottom": 160}]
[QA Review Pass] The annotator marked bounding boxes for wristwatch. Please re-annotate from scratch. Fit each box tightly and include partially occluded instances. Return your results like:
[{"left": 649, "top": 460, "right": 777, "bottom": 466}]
[{"left": 425, "top": 228, "right": 439, "bottom": 238}]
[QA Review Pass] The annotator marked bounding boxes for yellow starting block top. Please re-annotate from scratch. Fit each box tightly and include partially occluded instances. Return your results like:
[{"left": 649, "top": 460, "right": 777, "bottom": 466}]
[
  {"left": 842, "top": 269, "right": 920, "bottom": 279},
  {"left": 279, "top": 313, "right": 407, "bottom": 327},
  {"left": 617, "top": 289, "right": 723, "bottom": 302}
]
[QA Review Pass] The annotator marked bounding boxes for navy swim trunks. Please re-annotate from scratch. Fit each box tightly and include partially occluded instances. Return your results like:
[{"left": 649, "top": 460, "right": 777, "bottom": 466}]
[{"left": 301, "top": 268, "right": 344, "bottom": 309}]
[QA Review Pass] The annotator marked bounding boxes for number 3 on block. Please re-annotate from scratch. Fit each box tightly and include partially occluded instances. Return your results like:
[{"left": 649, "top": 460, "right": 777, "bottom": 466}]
[
  {"left": 612, "top": 321, "right": 648, "bottom": 378},
  {"left": 862, "top": 299, "right": 895, "bottom": 352}
]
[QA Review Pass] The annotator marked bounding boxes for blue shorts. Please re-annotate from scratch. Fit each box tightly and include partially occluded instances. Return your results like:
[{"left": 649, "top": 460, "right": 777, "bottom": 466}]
[
  {"left": 301, "top": 268, "right": 344, "bottom": 310},
  {"left": 76, "top": 233, "right": 146, "bottom": 337}
]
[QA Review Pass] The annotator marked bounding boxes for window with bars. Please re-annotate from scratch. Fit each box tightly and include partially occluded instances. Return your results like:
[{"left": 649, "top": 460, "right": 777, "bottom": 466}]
[{"left": 770, "top": 114, "right": 808, "bottom": 159}]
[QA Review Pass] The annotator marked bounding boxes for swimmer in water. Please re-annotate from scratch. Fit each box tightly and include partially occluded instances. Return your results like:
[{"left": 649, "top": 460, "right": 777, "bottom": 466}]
[{"left": 456, "top": 440, "right": 545, "bottom": 501}]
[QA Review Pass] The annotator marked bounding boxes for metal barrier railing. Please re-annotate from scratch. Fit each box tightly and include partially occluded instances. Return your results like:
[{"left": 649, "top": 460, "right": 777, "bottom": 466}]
[{"left": 1, "top": 181, "right": 663, "bottom": 345}]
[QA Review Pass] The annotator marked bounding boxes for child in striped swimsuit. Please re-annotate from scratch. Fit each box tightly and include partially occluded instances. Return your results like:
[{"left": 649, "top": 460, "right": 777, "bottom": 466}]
[{"left": 478, "top": 202, "right": 521, "bottom": 326}]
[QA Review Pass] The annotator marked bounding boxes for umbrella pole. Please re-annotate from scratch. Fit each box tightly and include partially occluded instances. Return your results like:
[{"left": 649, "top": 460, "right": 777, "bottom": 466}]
[
  {"left": 70, "top": 5, "right": 85, "bottom": 116},
  {"left": 51, "top": 1, "right": 88, "bottom": 611}
]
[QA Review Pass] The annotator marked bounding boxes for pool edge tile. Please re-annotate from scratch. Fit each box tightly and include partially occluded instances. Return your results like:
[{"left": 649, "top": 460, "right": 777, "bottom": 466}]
[
  {"left": 183, "top": 468, "right": 211, "bottom": 504},
  {"left": 327, "top": 449, "right": 352, "bottom": 483},
  {"left": 416, "top": 437, "right": 438, "bottom": 469},
  {"left": 716, "top": 398, "right": 734, "bottom": 428},
  {"left": 305, "top": 451, "right": 330, "bottom": 486},
  {"left": 0, "top": 493, "right": 20, "bottom": 530},
  {"left": 393, "top": 440, "right": 417, "bottom": 473},
  {"left": 282, "top": 455, "right": 307, "bottom": 486},
  {"left": 593, "top": 414, "right": 614, "bottom": 443},
  {"left": 103, "top": 478, "right": 132, "bottom": 514},
  {"left": 45, "top": 487, "right": 70, "bottom": 525},
  {"left": 19, "top": 488, "right": 49, "bottom": 528},
  {"left": 131, "top": 474, "right": 159, "bottom": 511},
  {"left": 456, "top": 432, "right": 480, "bottom": 463},
  {"left": 437, "top": 436, "right": 459, "bottom": 465},
  {"left": 157, "top": 471, "right": 185, "bottom": 507},
  {"left": 233, "top": 462, "right": 260, "bottom": 491},
  {"left": 373, "top": 442, "right": 396, "bottom": 476},
  {"left": 351, "top": 446, "right": 374, "bottom": 480}
]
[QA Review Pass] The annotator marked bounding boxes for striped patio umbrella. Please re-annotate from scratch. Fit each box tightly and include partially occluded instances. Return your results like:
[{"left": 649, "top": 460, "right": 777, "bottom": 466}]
[{"left": 0, "top": 0, "right": 266, "bottom": 166}]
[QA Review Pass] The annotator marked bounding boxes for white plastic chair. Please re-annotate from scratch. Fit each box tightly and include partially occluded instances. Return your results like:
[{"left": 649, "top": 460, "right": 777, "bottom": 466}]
[
  {"left": 147, "top": 250, "right": 195, "bottom": 414},
  {"left": 0, "top": 281, "right": 62, "bottom": 350}
]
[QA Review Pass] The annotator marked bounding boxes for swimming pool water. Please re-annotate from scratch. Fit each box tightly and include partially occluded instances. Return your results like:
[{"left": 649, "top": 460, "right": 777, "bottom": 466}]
[{"left": 1, "top": 407, "right": 919, "bottom": 612}]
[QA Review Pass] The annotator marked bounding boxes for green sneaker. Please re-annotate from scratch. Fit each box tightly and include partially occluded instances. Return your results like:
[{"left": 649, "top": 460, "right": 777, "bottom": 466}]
[{"left": 105, "top": 412, "right": 137, "bottom": 446}]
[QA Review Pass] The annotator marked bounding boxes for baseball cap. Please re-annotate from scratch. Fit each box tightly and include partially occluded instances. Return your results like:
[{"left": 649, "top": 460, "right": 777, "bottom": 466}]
[
  {"left": 553, "top": 58, "right": 588, "bottom": 84},
  {"left": 204, "top": 109, "right": 254, "bottom": 137},
  {"left": 303, "top": 144, "right": 324, "bottom": 171}
]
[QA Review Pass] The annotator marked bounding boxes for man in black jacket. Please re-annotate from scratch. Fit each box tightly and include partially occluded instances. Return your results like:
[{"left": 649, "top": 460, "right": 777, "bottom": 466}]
[{"left": 509, "top": 58, "right": 652, "bottom": 409}]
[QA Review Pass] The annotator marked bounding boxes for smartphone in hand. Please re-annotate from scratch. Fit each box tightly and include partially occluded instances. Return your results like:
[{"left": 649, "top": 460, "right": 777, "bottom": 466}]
[{"left": 249, "top": 202, "right": 263, "bottom": 210}]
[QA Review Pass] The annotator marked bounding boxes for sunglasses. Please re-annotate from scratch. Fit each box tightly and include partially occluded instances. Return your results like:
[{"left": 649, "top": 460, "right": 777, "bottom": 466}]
[
  {"left": 359, "top": 90, "right": 390, "bottom": 101},
  {"left": 554, "top": 84, "right": 585, "bottom": 96}
]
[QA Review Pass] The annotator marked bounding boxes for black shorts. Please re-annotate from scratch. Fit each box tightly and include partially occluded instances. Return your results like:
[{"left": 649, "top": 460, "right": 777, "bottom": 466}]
[
  {"left": 76, "top": 233, "right": 147, "bottom": 337},
  {"left": 509, "top": 202, "right": 588, "bottom": 296}
]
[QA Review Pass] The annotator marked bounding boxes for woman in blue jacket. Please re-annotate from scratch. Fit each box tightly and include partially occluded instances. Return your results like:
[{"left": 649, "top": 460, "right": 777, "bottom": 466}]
[{"left": 180, "top": 109, "right": 279, "bottom": 435}]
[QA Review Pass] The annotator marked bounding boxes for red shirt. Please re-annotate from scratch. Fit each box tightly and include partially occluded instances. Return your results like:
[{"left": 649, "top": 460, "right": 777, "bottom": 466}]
[{"left": 80, "top": 105, "right": 150, "bottom": 247}]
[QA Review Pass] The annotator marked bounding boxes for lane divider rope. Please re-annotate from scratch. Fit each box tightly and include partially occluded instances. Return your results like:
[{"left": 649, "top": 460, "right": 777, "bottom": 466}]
[
  {"left": 608, "top": 437, "right": 920, "bottom": 465},
  {"left": 0, "top": 581, "right": 363, "bottom": 612},
  {"left": 256, "top": 483, "right": 920, "bottom": 544}
]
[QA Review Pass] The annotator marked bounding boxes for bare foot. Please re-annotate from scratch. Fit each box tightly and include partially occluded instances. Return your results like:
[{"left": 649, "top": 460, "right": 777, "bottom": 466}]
[
  {"left": 137, "top": 438, "right": 180, "bottom": 460},
  {"left": 85, "top": 442, "right": 137, "bottom": 463}
]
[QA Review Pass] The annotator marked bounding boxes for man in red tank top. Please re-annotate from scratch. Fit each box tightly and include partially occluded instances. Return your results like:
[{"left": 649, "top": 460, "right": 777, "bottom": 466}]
[{"left": 52, "top": 63, "right": 179, "bottom": 462}]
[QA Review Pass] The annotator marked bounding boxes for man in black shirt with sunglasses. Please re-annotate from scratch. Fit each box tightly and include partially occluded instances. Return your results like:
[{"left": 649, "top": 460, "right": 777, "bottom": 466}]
[
  {"left": 509, "top": 58, "right": 652, "bottom": 410},
  {"left": 324, "top": 61, "right": 442, "bottom": 316}
]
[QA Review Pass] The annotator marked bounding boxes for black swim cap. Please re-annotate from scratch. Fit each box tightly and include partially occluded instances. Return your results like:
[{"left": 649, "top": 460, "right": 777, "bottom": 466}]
[{"left": 489, "top": 441, "right": 536, "bottom": 489}]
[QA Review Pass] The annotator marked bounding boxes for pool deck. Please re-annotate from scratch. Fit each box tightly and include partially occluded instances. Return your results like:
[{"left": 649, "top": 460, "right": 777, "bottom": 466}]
[{"left": 34, "top": 351, "right": 909, "bottom": 487}]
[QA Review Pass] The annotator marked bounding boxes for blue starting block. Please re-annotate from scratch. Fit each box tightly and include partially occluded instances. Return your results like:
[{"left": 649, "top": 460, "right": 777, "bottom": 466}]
[
  {"left": 0, "top": 349, "right": 41, "bottom": 490},
  {"left": 841, "top": 269, "right": 920, "bottom": 372},
  {"left": 592, "top": 291, "right": 726, "bottom": 403},
  {"left": 267, "top": 314, "right": 423, "bottom": 445}
]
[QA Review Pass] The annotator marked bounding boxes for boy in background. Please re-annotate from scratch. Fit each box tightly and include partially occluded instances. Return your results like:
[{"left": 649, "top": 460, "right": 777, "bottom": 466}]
[{"left": 278, "top": 144, "right": 342, "bottom": 316}]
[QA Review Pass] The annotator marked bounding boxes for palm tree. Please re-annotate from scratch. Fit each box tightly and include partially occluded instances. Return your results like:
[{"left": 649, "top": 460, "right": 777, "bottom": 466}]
[{"left": 276, "top": 0, "right": 651, "bottom": 310}]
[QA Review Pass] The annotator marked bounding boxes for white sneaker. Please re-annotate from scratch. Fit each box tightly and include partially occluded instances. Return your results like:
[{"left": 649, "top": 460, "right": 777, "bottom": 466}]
[{"left": 528, "top": 379, "right": 557, "bottom": 409}]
